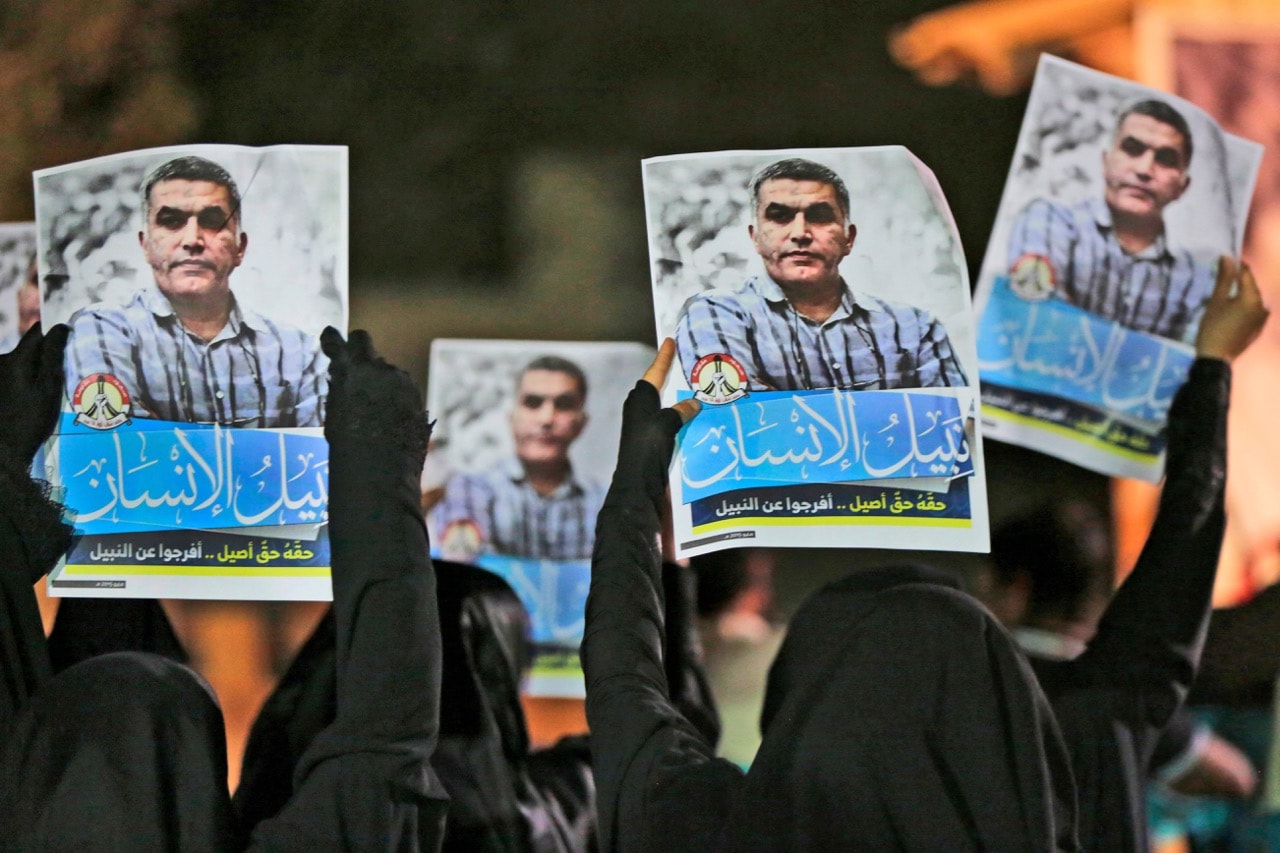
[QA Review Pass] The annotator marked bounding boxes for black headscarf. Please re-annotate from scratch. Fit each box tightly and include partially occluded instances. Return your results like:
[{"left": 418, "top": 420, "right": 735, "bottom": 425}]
[
  {"left": 584, "top": 380, "right": 1080, "bottom": 852},
  {"left": 403, "top": 559, "right": 602, "bottom": 852},
  {"left": 46, "top": 597, "right": 187, "bottom": 673},
  {"left": 734, "top": 570, "right": 1079, "bottom": 852},
  {"left": 0, "top": 652, "right": 242, "bottom": 851},
  {"left": 0, "top": 328, "right": 448, "bottom": 851}
]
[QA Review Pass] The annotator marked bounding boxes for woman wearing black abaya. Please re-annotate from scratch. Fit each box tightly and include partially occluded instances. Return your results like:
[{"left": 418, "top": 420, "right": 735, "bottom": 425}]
[
  {"left": 581, "top": 340, "right": 1080, "bottom": 852},
  {"left": 0, "top": 326, "right": 449, "bottom": 850},
  {"left": 993, "top": 258, "right": 1270, "bottom": 852},
  {"left": 235, "top": 553, "right": 718, "bottom": 852}
]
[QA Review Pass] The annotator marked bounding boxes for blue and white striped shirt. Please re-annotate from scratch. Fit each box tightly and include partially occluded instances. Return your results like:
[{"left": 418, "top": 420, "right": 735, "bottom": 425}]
[
  {"left": 1007, "top": 197, "right": 1214, "bottom": 342},
  {"left": 432, "top": 461, "right": 604, "bottom": 561},
  {"left": 66, "top": 287, "right": 327, "bottom": 427},
  {"left": 674, "top": 275, "right": 968, "bottom": 392}
]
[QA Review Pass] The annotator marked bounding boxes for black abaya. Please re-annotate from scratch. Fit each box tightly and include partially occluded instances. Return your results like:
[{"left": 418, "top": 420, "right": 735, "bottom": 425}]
[{"left": 582, "top": 380, "right": 1080, "bottom": 852}]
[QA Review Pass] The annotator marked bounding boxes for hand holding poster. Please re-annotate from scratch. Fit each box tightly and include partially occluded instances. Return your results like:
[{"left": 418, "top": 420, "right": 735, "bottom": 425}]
[
  {"left": 645, "top": 148, "right": 989, "bottom": 557},
  {"left": 426, "top": 338, "right": 654, "bottom": 696},
  {"left": 974, "top": 55, "right": 1262, "bottom": 481},
  {"left": 36, "top": 144, "right": 347, "bottom": 600}
]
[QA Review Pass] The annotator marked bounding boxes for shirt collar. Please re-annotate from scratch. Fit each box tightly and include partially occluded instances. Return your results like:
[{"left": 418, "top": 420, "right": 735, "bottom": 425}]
[
  {"left": 753, "top": 274, "right": 860, "bottom": 323},
  {"left": 139, "top": 286, "right": 268, "bottom": 339},
  {"left": 502, "top": 457, "right": 583, "bottom": 498},
  {"left": 1088, "top": 196, "right": 1172, "bottom": 261}
]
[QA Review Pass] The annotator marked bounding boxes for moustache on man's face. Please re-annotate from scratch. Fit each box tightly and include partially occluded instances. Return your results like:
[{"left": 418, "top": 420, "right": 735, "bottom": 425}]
[{"left": 168, "top": 258, "right": 218, "bottom": 272}]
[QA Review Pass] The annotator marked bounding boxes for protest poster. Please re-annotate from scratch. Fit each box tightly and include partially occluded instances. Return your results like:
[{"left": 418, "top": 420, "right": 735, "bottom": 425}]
[
  {"left": 35, "top": 144, "right": 348, "bottom": 600},
  {"left": 973, "top": 55, "right": 1262, "bottom": 482},
  {"left": 0, "top": 222, "right": 37, "bottom": 353},
  {"left": 425, "top": 338, "right": 654, "bottom": 697},
  {"left": 645, "top": 147, "right": 988, "bottom": 558}
]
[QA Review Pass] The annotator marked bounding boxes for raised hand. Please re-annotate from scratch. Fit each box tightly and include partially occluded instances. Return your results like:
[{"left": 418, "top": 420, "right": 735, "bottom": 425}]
[
  {"left": 319, "top": 327, "right": 430, "bottom": 471},
  {"left": 609, "top": 339, "right": 701, "bottom": 506},
  {"left": 1196, "top": 256, "right": 1270, "bottom": 364},
  {"left": 0, "top": 323, "right": 69, "bottom": 466}
]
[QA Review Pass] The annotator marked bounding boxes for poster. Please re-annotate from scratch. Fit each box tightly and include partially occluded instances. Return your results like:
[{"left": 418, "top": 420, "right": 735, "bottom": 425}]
[
  {"left": 426, "top": 338, "right": 653, "bottom": 697},
  {"left": 645, "top": 147, "right": 988, "bottom": 558},
  {"left": 35, "top": 144, "right": 348, "bottom": 600},
  {"left": 0, "top": 222, "right": 37, "bottom": 353},
  {"left": 973, "top": 55, "right": 1262, "bottom": 481}
]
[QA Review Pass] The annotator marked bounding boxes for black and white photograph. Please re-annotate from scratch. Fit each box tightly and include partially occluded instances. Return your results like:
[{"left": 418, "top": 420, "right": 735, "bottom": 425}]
[
  {"left": 425, "top": 338, "right": 653, "bottom": 563},
  {"left": 0, "top": 222, "right": 37, "bottom": 353},
  {"left": 978, "top": 55, "right": 1257, "bottom": 344},
  {"left": 34, "top": 144, "right": 348, "bottom": 428},
  {"left": 644, "top": 147, "right": 978, "bottom": 398}
]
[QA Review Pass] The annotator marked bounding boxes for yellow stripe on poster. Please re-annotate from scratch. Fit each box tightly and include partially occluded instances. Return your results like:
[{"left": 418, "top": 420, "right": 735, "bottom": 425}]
[
  {"left": 982, "top": 406, "right": 1161, "bottom": 464},
  {"left": 62, "top": 564, "right": 331, "bottom": 578},
  {"left": 692, "top": 515, "right": 972, "bottom": 535}
]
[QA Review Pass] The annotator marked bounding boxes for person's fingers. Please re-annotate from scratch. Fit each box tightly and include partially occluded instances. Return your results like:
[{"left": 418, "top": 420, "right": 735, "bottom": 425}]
[
  {"left": 347, "top": 329, "right": 376, "bottom": 363},
  {"left": 37, "top": 324, "right": 69, "bottom": 392},
  {"left": 671, "top": 398, "right": 702, "bottom": 424},
  {"left": 1212, "top": 255, "right": 1237, "bottom": 301},
  {"left": 656, "top": 408, "right": 686, "bottom": 438},
  {"left": 642, "top": 338, "right": 678, "bottom": 391},
  {"left": 320, "top": 326, "right": 347, "bottom": 362},
  {"left": 10, "top": 321, "right": 45, "bottom": 379},
  {"left": 1239, "top": 262, "right": 1267, "bottom": 310}
]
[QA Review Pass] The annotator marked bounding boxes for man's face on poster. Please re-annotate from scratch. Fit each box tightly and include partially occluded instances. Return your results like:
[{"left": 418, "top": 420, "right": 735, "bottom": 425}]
[
  {"left": 140, "top": 179, "right": 247, "bottom": 305},
  {"left": 1102, "top": 114, "right": 1191, "bottom": 223},
  {"left": 749, "top": 179, "right": 856, "bottom": 290},
  {"left": 510, "top": 368, "right": 587, "bottom": 468}
]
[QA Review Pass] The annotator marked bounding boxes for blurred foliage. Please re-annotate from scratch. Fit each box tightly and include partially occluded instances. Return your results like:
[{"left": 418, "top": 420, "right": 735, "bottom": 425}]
[
  {"left": 0, "top": 0, "right": 200, "bottom": 220},
  {"left": 172, "top": 0, "right": 1028, "bottom": 282},
  {"left": 0, "top": 0, "right": 1031, "bottom": 282}
]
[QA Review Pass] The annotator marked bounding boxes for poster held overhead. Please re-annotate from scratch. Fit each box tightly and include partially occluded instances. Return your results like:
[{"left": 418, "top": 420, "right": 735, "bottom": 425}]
[
  {"left": 645, "top": 147, "right": 989, "bottom": 558},
  {"left": 35, "top": 144, "right": 348, "bottom": 600},
  {"left": 425, "top": 338, "right": 654, "bottom": 697},
  {"left": 973, "top": 55, "right": 1262, "bottom": 481}
]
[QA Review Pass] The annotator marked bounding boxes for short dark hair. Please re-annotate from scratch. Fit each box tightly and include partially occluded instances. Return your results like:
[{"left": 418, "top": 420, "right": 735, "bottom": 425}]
[
  {"left": 991, "top": 501, "right": 1112, "bottom": 625},
  {"left": 750, "top": 158, "right": 850, "bottom": 218},
  {"left": 518, "top": 355, "right": 587, "bottom": 401},
  {"left": 140, "top": 156, "right": 243, "bottom": 224},
  {"left": 1115, "top": 100, "right": 1194, "bottom": 165}
]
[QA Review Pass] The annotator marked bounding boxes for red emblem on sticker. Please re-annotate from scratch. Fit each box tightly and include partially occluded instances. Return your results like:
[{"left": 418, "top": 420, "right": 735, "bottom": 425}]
[
  {"left": 440, "top": 519, "right": 483, "bottom": 562},
  {"left": 72, "top": 373, "right": 131, "bottom": 430},
  {"left": 1010, "top": 253, "right": 1056, "bottom": 302},
  {"left": 690, "top": 353, "right": 748, "bottom": 405}
]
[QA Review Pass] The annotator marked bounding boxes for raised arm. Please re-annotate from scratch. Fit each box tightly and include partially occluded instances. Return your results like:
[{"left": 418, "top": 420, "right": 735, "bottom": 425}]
[
  {"left": 0, "top": 324, "right": 73, "bottom": 738},
  {"left": 583, "top": 340, "right": 744, "bottom": 852},
  {"left": 249, "top": 329, "right": 448, "bottom": 850},
  {"left": 1078, "top": 257, "right": 1268, "bottom": 723}
]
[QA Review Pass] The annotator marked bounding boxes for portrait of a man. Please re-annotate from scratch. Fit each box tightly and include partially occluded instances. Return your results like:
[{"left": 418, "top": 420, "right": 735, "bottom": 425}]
[
  {"left": 1006, "top": 100, "right": 1214, "bottom": 341},
  {"left": 673, "top": 157, "right": 969, "bottom": 392},
  {"left": 433, "top": 354, "right": 604, "bottom": 561},
  {"left": 63, "top": 155, "right": 328, "bottom": 426}
]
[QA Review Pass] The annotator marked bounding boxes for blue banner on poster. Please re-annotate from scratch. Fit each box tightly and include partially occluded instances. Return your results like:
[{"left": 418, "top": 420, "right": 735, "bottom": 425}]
[
  {"left": 55, "top": 413, "right": 329, "bottom": 535},
  {"left": 676, "top": 388, "right": 972, "bottom": 504},
  {"left": 978, "top": 275, "right": 1195, "bottom": 425},
  {"left": 689, "top": 477, "right": 973, "bottom": 529},
  {"left": 469, "top": 555, "right": 590, "bottom": 646},
  {"left": 982, "top": 381, "right": 1167, "bottom": 458}
]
